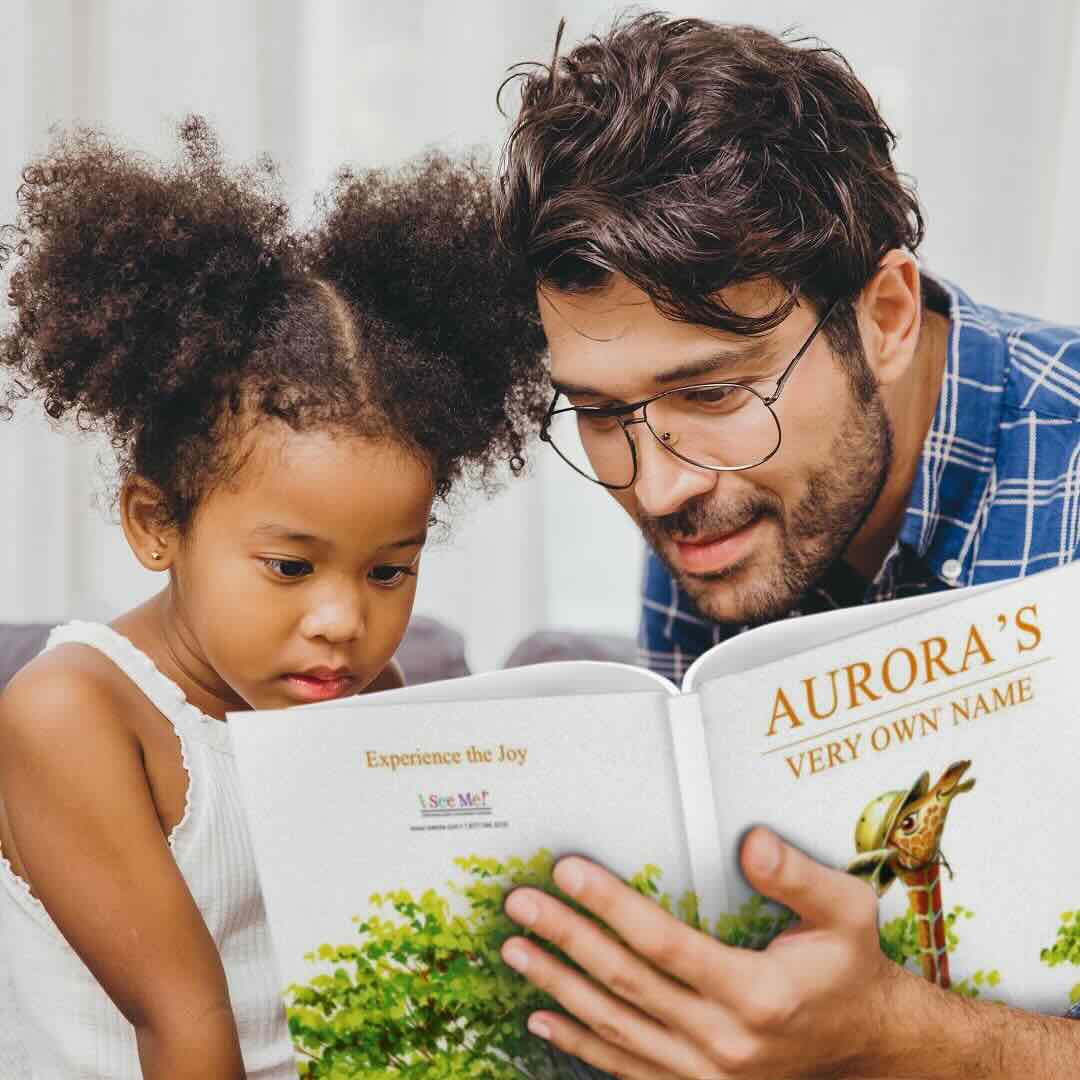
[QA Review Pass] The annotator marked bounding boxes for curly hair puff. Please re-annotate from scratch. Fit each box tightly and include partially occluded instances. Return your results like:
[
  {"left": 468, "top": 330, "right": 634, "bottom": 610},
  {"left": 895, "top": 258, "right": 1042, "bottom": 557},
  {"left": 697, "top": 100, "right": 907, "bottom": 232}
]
[
  {"left": 308, "top": 154, "right": 547, "bottom": 491},
  {"left": 0, "top": 117, "right": 549, "bottom": 530}
]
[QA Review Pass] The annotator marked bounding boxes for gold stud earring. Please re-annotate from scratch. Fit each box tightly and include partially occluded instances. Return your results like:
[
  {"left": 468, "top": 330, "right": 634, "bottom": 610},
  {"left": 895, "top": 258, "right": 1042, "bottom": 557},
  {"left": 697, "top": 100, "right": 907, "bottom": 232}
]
[{"left": 151, "top": 551, "right": 162, "bottom": 561}]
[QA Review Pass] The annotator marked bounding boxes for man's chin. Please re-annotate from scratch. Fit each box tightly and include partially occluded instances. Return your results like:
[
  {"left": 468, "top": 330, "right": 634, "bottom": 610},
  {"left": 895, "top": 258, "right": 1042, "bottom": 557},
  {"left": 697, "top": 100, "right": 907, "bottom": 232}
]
[
  {"left": 678, "top": 584, "right": 745, "bottom": 627},
  {"left": 650, "top": 531, "right": 766, "bottom": 622},
  {"left": 674, "top": 560, "right": 801, "bottom": 627}
]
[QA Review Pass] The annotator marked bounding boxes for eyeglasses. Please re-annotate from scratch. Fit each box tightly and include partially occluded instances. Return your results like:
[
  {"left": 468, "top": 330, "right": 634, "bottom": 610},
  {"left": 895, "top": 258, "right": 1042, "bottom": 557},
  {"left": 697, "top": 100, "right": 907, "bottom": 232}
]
[{"left": 540, "top": 299, "right": 839, "bottom": 489}]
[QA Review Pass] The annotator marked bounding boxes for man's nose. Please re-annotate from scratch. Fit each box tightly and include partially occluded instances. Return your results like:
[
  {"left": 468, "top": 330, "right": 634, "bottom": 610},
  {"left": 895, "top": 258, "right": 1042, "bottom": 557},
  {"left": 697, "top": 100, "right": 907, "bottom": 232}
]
[{"left": 630, "top": 426, "right": 718, "bottom": 518}]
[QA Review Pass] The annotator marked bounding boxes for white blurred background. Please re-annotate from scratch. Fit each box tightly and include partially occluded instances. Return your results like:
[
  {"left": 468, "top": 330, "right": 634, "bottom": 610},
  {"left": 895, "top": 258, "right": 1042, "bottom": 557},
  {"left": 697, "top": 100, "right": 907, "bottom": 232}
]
[{"left": 2, "top": 1, "right": 1080, "bottom": 670}]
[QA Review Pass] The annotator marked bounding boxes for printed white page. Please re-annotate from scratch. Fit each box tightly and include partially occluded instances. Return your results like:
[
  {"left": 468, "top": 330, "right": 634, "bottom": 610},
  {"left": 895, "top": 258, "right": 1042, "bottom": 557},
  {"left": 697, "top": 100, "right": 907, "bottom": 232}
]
[
  {"left": 682, "top": 581, "right": 1006, "bottom": 690},
  {"left": 231, "top": 691, "right": 695, "bottom": 999},
  {"left": 697, "top": 562, "right": 1079, "bottom": 1011}
]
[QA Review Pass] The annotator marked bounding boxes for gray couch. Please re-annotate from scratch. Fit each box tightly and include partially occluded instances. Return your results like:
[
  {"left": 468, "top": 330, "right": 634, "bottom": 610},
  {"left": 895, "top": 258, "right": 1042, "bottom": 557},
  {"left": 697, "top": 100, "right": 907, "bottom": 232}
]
[
  {"left": 0, "top": 618, "right": 637, "bottom": 693},
  {"left": 0, "top": 623, "right": 52, "bottom": 692}
]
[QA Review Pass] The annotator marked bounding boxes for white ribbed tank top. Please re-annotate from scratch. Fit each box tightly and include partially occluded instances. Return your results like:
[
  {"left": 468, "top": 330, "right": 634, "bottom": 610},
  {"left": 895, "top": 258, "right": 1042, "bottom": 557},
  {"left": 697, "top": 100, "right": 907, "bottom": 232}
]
[{"left": 0, "top": 621, "right": 296, "bottom": 1078}]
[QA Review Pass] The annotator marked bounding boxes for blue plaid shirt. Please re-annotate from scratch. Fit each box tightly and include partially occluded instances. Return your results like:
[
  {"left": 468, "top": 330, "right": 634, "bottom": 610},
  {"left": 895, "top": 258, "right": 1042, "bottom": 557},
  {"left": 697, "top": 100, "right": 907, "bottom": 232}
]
[{"left": 640, "top": 277, "right": 1080, "bottom": 683}]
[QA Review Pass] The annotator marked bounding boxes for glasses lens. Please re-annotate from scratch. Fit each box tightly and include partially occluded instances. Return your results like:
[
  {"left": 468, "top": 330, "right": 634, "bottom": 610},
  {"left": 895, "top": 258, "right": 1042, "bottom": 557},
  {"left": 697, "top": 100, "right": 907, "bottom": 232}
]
[
  {"left": 545, "top": 406, "right": 635, "bottom": 487},
  {"left": 645, "top": 385, "right": 781, "bottom": 470}
]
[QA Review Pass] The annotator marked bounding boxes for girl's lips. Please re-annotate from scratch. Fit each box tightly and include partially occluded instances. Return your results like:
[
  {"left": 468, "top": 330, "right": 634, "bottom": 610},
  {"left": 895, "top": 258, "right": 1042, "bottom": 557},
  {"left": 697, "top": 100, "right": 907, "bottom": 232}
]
[
  {"left": 670, "top": 516, "right": 763, "bottom": 574},
  {"left": 282, "top": 673, "right": 356, "bottom": 702}
]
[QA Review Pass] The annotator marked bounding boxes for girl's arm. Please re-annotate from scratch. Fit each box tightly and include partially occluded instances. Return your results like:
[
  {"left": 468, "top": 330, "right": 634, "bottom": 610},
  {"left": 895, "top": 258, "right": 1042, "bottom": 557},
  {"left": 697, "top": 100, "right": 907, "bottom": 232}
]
[{"left": 0, "top": 653, "right": 245, "bottom": 1079}]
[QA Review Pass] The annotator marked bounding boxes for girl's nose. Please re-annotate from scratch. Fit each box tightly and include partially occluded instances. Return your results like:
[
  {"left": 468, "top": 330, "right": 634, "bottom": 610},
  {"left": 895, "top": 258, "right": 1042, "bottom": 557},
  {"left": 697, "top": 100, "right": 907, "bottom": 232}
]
[{"left": 299, "top": 592, "right": 364, "bottom": 644}]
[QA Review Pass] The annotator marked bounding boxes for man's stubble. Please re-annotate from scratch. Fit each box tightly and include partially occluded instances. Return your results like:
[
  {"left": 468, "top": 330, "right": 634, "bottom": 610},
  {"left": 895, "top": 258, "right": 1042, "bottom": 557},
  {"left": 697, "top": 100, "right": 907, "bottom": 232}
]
[{"left": 639, "top": 377, "right": 893, "bottom": 627}]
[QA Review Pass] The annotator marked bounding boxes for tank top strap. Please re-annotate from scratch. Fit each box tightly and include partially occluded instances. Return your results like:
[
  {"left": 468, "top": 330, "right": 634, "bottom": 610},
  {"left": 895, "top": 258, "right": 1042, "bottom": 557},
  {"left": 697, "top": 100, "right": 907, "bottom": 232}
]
[{"left": 42, "top": 621, "right": 231, "bottom": 752}]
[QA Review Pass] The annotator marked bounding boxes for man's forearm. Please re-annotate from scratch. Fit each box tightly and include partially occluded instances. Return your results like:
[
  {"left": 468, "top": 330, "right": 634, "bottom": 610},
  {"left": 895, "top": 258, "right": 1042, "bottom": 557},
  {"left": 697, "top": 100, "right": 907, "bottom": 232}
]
[{"left": 857, "top": 964, "right": 1080, "bottom": 1079}]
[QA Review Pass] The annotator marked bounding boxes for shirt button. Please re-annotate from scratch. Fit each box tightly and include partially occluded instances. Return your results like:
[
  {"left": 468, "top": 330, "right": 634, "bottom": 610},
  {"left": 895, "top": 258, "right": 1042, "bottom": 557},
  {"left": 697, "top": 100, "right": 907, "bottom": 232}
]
[{"left": 941, "top": 558, "right": 963, "bottom": 584}]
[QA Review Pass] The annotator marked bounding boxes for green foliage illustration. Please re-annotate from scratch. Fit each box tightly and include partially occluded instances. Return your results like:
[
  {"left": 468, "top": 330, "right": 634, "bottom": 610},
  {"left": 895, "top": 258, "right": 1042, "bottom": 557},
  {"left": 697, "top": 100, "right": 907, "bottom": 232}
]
[
  {"left": 1040, "top": 909, "right": 1080, "bottom": 1006},
  {"left": 286, "top": 849, "right": 793, "bottom": 1078},
  {"left": 878, "top": 902, "right": 1002, "bottom": 1000}
]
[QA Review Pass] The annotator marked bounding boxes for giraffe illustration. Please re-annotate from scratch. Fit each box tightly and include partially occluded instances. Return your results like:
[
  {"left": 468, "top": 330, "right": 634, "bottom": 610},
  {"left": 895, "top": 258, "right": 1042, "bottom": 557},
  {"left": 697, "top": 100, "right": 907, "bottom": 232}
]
[{"left": 847, "top": 760, "right": 975, "bottom": 988}]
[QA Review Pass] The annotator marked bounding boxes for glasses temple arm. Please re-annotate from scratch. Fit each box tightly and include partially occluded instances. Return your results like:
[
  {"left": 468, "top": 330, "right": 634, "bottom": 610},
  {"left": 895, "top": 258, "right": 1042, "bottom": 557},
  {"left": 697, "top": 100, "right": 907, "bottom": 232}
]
[{"left": 766, "top": 298, "right": 840, "bottom": 404}]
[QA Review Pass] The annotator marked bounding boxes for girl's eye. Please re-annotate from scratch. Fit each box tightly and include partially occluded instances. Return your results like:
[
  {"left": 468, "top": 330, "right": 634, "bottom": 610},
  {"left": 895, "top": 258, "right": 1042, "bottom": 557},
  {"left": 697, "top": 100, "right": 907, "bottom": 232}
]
[
  {"left": 263, "top": 558, "right": 313, "bottom": 580},
  {"left": 368, "top": 564, "right": 419, "bottom": 588}
]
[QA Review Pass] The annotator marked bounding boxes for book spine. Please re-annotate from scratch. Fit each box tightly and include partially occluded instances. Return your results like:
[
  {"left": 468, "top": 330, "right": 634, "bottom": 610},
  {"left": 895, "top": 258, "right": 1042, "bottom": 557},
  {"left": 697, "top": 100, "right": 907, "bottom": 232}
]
[{"left": 667, "top": 693, "right": 729, "bottom": 924}]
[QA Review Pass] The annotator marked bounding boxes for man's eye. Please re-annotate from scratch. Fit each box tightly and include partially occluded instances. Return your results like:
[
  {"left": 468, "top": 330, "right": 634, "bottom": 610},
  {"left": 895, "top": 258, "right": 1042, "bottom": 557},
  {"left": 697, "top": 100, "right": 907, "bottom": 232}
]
[
  {"left": 682, "top": 386, "right": 737, "bottom": 405},
  {"left": 678, "top": 385, "right": 754, "bottom": 413},
  {"left": 369, "top": 564, "right": 419, "bottom": 587},
  {"left": 577, "top": 410, "right": 622, "bottom": 433},
  {"left": 263, "top": 558, "right": 313, "bottom": 580}
]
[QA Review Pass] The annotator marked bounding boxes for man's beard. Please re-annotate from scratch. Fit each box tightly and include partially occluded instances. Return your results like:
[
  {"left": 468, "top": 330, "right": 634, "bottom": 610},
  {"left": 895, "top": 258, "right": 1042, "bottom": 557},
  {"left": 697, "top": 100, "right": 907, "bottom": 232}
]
[{"left": 639, "top": 381, "right": 893, "bottom": 626}]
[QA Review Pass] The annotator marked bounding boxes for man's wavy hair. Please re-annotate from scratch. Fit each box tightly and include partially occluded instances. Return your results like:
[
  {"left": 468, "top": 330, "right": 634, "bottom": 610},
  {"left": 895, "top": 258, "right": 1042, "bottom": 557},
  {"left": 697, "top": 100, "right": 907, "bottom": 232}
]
[{"left": 496, "top": 12, "right": 925, "bottom": 355}]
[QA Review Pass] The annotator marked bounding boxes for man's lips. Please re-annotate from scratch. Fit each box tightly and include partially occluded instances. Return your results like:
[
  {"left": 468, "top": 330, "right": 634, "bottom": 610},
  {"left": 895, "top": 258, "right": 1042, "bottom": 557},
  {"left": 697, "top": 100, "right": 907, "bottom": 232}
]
[{"left": 668, "top": 516, "right": 764, "bottom": 574}]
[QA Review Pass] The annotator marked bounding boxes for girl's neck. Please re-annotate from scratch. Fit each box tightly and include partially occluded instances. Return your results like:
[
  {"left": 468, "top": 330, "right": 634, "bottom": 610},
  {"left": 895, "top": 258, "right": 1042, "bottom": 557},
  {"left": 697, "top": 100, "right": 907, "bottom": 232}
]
[{"left": 111, "top": 590, "right": 249, "bottom": 721}]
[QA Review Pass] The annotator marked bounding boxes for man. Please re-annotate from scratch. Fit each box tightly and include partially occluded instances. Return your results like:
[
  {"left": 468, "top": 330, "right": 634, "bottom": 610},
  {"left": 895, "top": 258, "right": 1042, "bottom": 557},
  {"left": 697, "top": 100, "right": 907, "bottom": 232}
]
[{"left": 493, "top": 13, "right": 1080, "bottom": 1079}]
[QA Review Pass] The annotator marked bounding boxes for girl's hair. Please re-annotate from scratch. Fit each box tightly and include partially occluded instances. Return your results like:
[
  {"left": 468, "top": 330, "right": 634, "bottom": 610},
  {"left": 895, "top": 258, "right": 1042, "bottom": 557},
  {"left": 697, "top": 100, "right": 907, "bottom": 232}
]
[
  {"left": 1, "top": 116, "right": 548, "bottom": 529},
  {"left": 496, "top": 12, "right": 925, "bottom": 349}
]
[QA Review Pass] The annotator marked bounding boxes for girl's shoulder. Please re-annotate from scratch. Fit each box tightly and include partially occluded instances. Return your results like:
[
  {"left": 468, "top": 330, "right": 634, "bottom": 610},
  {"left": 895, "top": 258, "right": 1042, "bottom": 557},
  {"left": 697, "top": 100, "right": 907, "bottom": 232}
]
[
  {"left": 0, "top": 628, "right": 192, "bottom": 846},
  {"left": 0, "top": 635, "right": 150, "bottom": 746},
  {"left": 0, "top": 627, "right": 191, "bottom": 882}
]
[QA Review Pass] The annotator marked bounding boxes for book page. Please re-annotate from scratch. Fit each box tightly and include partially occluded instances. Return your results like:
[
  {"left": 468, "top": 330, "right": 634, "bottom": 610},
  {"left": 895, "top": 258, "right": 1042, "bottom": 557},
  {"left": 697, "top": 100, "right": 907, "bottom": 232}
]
[
  {"left": 300, "top": 658, "right": 676, "bottom": 711},
  {"left": 698, "top": 562, "right": 1079, "bottom": 1012},
  {"left": 682, "top": 581, "right": 1005, "bottom": 690},
  {"left": 231, "top": 691, "right": 697, "bottom": 1075}
]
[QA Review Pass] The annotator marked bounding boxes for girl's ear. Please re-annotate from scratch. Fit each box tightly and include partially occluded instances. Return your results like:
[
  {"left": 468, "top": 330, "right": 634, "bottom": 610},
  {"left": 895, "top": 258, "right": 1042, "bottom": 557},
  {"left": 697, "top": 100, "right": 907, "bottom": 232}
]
[{"left": 120, "top": 476, "right": 178, "bottom": 571}]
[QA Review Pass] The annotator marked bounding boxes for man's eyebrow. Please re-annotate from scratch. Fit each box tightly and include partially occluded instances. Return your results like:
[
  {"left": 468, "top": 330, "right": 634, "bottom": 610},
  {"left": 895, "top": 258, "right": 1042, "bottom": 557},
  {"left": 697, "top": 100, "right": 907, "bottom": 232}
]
[
  {"left": 653, "top": 341, "right": 776, "bottom": 385},
  {"left": 550, "top": 376, "right": 613, "bottom": 398},
  {"left": 550, "top": 341, "right": 775, "bottom": 399}
]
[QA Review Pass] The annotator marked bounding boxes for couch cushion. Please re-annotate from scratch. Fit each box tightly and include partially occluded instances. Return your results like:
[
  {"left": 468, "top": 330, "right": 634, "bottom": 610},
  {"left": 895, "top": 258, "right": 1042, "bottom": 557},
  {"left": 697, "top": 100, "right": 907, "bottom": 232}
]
[
  {"left": 0, "top": 624, "right": 54, "bottom": 692},
  {"left": 502, "top": 628, "right": 638, "bottom": 669},
  {"left": 394, "top": 616, "right": 469, "bottom": 684}
]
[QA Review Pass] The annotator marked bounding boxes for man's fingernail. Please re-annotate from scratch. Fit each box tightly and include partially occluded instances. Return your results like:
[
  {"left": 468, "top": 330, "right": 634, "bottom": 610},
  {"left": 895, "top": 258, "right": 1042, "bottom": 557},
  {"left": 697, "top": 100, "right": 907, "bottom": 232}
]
[
  {"left": 503, "top": 943, "right": 530, "bottom": 973},
  {"left": 528, "top": 1015, "right": 551, "bottom": 1039},
  {"left": 554, "top": 857, "right": 584, "bottom": 897},
  {"left": 749, "top": 829, "right": 781, "bottom": 876},
  {"left": 505, "top": 891, "right": 538, "bottom": 926}
]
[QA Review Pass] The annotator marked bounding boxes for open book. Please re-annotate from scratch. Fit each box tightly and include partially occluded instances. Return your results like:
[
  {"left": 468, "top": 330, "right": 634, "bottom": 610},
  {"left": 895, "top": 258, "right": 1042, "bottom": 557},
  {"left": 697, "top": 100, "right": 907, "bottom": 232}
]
[{"left": 231, "top": 562, "right": 1080, "bottom": 1076}]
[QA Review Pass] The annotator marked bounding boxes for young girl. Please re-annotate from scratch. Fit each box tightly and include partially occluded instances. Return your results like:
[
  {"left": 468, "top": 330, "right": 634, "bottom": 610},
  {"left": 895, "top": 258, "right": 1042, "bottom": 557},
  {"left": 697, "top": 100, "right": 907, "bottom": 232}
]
[{"left": 0, "top": 118, "right": 546, "bottom": 1079}]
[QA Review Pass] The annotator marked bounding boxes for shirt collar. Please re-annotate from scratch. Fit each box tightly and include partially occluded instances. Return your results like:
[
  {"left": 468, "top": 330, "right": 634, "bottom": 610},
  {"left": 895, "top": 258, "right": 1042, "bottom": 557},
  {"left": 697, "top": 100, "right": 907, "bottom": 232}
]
[{"left": 895, "top": 275, "right": 1006, "bottom": 586}]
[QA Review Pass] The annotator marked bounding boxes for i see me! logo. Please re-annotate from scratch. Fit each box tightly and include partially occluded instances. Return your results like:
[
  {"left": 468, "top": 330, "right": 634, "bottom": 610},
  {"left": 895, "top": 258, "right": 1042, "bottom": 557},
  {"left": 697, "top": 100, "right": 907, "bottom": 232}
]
[{"left": 418, "top": 790, "right": 492, "bottom": 817}]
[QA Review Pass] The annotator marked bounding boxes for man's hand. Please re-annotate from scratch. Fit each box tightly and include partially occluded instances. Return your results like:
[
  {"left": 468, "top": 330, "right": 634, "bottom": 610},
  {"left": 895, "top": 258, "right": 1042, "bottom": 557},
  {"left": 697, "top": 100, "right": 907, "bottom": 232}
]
[{"left": 501, "top": 827, "right": 1080, "bottom": 1079}]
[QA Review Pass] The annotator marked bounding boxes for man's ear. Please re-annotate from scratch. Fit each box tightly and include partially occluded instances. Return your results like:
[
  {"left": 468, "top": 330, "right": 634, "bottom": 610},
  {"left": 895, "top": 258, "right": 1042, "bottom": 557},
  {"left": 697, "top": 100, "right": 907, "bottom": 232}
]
[
  {"left": 855, "top": 249, "right": 922, "bottom": 387},
  {"left": 120, "top": 476, "right": 178, "bottom": 571}
]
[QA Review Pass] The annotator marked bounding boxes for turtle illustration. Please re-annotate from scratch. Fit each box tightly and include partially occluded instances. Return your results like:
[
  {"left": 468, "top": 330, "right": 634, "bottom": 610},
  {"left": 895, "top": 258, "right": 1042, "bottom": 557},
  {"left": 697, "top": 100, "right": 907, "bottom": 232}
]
[{"left": 847, "top": 760, "right": 975, "bottom": 987}]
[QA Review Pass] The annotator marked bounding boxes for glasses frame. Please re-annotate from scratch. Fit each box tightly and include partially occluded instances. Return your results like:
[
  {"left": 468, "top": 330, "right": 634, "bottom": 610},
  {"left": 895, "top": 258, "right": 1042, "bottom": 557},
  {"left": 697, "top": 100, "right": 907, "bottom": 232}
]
[{"left": 540, "top": 298, "right": 840, "bottom": 490}]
